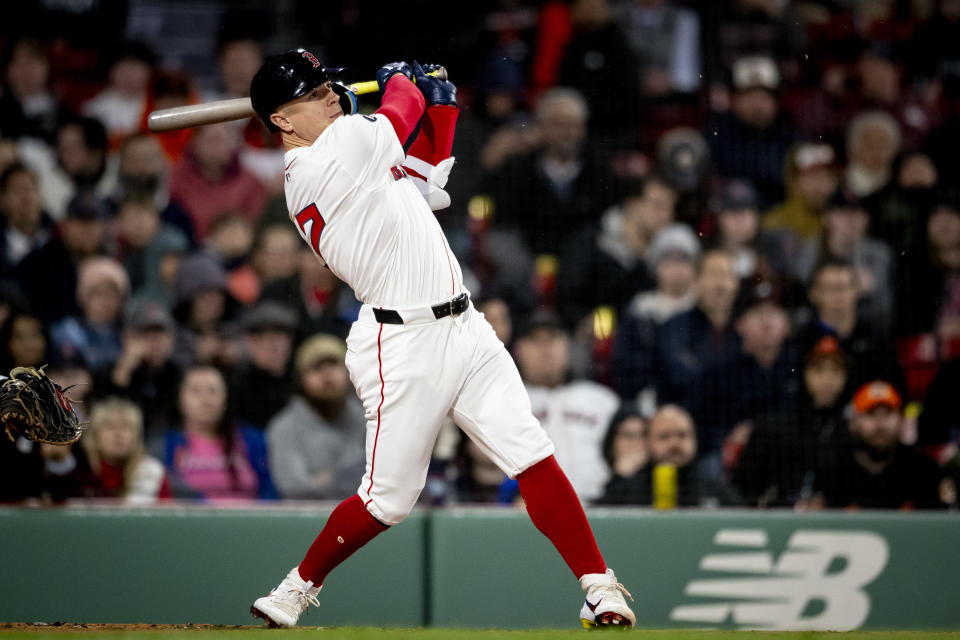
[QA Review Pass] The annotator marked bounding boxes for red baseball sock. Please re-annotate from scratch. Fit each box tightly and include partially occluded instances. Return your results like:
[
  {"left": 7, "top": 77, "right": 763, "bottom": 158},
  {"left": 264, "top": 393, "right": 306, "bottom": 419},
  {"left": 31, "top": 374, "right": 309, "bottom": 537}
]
[
  {"left": 297, "top": 494, "right": 389, "bottom": 585},
  {"left": 517, "top": 455, "right": 607, "bottom": 580}
]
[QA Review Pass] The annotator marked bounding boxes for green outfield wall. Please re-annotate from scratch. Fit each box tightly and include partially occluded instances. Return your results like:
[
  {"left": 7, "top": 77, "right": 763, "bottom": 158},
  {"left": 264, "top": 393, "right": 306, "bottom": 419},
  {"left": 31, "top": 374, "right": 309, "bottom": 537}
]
[{"left": 1, "top": 505, "right": 957, "bottom": 630}]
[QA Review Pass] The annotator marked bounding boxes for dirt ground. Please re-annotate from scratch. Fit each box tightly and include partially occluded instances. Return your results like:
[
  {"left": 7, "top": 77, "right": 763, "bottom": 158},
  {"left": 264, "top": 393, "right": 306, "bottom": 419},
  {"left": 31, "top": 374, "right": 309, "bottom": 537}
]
[{"left": 0, "top": 624, "right": 259, "bottom": 632}]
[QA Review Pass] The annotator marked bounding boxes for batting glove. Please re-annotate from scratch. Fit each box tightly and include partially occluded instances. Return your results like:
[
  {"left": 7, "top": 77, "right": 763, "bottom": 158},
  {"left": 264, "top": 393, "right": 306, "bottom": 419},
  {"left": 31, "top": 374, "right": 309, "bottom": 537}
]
[
  {"left": 376, "top": 61, "right": 413, "bottom": 93},
  {"left": 412, "top": 61, "right": 457, "bottom": 107}
]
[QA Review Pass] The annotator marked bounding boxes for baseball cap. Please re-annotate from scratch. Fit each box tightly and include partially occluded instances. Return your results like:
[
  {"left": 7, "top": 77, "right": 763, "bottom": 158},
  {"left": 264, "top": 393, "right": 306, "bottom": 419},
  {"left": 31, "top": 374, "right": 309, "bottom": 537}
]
[
  {"left": 794, "top": 143, "right": 836, "bottom": 172},
  {"left": 295, "top": 334, "right": 347, "bottom": 372},
  {"left": 241, "top": 301, "right": 298, "bottom": 335},
  {"left": 732, "top": 55, "right": 780, "bottom": 91},
  {"left": 712, "top": 179, "right": 758, "bottom": 212},
  {"left": 852, "top": 381, "right": 902, "bottom": 413},
  {"left": 126, "top": 299, "right": 174, "bottom": 331},
  {"left": 804, "top": 335, "right": 847, "bottom": 368},
  {"left": 738, "top": 277, "right": 781, "bottom": 314},
  {"left": 516, "top": 310, "right": 566, "bottom": 340},
  {"left": 65, "top": 192, "right": 110, "bottom": 221}
]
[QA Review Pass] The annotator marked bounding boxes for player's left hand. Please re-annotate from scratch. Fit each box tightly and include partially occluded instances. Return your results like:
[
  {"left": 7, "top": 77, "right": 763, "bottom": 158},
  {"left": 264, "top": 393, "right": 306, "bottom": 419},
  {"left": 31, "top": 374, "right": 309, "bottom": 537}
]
[
  {"left": 376, "top": 61, "right": 413, "bottom": 93},
  {"left": 412, "top": 61, "right": 457, "bottom": 107}
]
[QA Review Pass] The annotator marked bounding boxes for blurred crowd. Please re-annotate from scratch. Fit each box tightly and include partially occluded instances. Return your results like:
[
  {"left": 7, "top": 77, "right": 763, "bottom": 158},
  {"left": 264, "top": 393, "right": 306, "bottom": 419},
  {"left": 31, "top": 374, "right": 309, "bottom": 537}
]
[{"left": 1, "top": 0, "right": 959, "bottom": 511}]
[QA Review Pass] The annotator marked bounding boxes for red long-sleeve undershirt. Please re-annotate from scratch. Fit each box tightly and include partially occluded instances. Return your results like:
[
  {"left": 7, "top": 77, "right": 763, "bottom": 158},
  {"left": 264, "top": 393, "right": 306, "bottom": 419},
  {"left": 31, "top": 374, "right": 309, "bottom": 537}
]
[
  {"left": 375, "top": 75, "right": 425, "bottom": 149},
  {"left": 406, "top": 104, "right": 458, "bottom": 165}
]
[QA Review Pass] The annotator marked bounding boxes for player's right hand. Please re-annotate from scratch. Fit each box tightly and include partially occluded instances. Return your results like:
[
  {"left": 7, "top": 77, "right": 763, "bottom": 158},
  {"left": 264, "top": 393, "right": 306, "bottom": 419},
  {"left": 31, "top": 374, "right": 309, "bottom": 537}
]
[
  {"left": 412, "top": 61, "right": 457, "bottom": 107},
  {"left": 376, "top": 61, "right": 413, "bottom": 93}
]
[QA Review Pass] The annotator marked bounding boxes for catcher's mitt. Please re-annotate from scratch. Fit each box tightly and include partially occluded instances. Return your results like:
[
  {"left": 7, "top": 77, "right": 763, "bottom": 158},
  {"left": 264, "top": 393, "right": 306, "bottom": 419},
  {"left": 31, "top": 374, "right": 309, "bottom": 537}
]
[{"left": 1, "top": 366, "right": 84, "bottom": 445}]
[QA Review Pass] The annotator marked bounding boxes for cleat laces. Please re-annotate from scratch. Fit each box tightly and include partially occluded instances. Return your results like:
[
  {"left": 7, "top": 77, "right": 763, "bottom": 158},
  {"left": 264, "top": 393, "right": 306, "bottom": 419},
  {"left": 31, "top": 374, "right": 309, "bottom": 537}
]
[
  {"left": 590, "top": 578, "right": 634, "bottom": 603},
  {"left": 273, "top": 584, "right": 320, "bottom": 617}
]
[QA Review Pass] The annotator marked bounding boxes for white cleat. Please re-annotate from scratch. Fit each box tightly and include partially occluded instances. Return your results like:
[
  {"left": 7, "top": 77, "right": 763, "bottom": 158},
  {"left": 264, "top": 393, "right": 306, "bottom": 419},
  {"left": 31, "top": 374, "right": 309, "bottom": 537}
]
[
  {"left": 579, "top": 568, "right": 636, "bottom": 630},
  {"left": 251, "top": 567, "right": 321, "bottom": 628}
]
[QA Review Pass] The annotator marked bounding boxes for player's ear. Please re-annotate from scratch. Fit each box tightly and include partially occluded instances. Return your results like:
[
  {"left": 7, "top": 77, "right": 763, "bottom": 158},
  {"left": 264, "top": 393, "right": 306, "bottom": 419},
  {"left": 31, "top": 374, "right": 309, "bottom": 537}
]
[{"left": 270, "top": 111, "right": 293, "bottom": 134}]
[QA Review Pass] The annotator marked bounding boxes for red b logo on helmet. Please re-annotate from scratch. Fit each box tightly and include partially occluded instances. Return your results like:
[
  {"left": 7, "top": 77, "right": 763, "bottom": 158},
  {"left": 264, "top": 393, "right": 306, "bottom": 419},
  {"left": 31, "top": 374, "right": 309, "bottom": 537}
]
[{"left": 302, "top": 51, "right": 321, "bottom": 69}]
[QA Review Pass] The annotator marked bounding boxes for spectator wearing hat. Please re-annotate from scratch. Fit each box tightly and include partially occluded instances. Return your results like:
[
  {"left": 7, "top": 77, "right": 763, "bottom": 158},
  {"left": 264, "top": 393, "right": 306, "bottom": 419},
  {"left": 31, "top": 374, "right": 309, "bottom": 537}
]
[
  {"left": 733, "top": 336, "right": 852, "bottom": 507},
  {"left": 688, "top": 280, "right": 800, "bottom": 474},
  {"left": 171, "top": 251, "right": 240, "bottom": 369},
  {"left": 709, "top": 179, "right": 762, "bottom": 278},
  {"left": 793, "top": 188, "right": 895, "bottom": 335},
  {"left": 599, "top": 404, "right": 742, "bottom": 507},
  {"left": 94, "top": 300, "right": 182, "bottom": 436},
  {"left": 265, "top": 334, "right": 366, "bottom": 500},
  {"left": 228, "top": 301, "right": 299, "bottom": 430},
  {"left": 609, "top": 224, "right": 699, "bottom": 411},
  {"left": 628, "top": 223, "right": 700, "bottom": 325},
  {"left": 808, "top": 381, "right": 946, "bottom": 510},
  {"left": 794, "top": 258, "right": 904, "bottom": 393},
  {"left": 556, "top": 174, "right": 674, "bottom": 329},
  {"left": 710, "top": 178, "right": 807, "bottom": 312},
  {"left": 15, "top": 190, "right": 109, "bottom": 323},
  {"left": 50, "top": 256, "right": 129, "bottom": 370},
  {"left": 513, "top": 310, "right": 620, "bottom": 502},
  {"left": 763, "top": 142, "right": 839, "bottom": 240},
  {"left": 706, "top": 54, "right": 800, "bottom": 209}
]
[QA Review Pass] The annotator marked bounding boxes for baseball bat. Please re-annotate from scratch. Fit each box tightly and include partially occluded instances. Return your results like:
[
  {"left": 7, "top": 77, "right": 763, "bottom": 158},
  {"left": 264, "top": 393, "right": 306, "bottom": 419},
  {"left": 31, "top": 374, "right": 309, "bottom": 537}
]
[{"left": 147, "top": 67, "right": 447, "bottom": 133}]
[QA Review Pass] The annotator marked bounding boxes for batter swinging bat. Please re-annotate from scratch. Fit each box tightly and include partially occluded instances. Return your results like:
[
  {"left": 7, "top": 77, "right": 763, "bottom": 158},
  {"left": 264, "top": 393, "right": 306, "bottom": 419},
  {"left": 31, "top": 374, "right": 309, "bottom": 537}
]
[{"left": 147, "top": 67, "right": 448, "bottom": 133}]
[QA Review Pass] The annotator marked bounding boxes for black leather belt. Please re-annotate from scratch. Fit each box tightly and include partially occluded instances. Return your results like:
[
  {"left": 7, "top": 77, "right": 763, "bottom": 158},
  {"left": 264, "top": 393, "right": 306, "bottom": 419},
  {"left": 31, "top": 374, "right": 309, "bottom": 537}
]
[{"left": 373, "top": 293, "right": 470, "bottom": 325}]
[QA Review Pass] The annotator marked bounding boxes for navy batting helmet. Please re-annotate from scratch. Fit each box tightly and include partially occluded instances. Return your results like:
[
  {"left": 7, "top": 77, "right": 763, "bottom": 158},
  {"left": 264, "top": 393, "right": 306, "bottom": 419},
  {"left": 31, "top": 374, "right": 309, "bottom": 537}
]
[{"left": 250, "top": 48, "right": 354, "bottom": 132}]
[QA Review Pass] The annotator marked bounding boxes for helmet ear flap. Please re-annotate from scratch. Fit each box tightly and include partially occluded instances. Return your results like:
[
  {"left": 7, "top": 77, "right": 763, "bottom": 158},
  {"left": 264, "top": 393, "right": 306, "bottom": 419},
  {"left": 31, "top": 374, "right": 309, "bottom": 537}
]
[{"left": 332, "top": 82, "right": 357, "bottom": 115}]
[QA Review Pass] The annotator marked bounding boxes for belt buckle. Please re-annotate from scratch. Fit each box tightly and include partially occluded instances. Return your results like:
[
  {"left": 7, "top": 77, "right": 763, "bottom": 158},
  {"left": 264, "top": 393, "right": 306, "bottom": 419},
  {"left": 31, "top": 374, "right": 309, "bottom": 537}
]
[{"left": 449, "top": 299, "right": 456, "bottom": 317}]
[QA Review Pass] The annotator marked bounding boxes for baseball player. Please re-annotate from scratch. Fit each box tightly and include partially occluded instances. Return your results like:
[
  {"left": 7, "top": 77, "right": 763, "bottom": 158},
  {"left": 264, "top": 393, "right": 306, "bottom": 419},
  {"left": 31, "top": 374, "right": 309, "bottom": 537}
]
[{"left": 247, "top": 49, "right": 635, "bottom": 630}]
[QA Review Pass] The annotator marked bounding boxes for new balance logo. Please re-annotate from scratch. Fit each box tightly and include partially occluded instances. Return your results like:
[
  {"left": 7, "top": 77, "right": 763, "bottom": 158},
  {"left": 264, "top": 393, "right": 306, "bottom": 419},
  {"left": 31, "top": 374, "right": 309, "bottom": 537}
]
[{"left": 670, "top": 529, "right": 889, "bottom": 631}]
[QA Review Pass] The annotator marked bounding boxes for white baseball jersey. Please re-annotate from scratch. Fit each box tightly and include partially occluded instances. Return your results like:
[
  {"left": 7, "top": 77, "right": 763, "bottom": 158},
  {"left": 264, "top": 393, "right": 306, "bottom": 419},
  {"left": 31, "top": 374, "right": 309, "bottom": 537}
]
[
  {"left": 282, "top": 113, "right": 464, "bottom": 308},
  {"left": 280, "top": 110, "right": 555, "bottom": 525},
  {"left": 526, "top": 381, "right": 620, "bottom": 502}
]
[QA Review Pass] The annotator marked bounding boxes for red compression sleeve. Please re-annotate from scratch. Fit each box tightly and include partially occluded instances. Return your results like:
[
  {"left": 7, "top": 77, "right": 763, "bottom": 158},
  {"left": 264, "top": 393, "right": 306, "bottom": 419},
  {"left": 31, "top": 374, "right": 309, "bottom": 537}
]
[
  {"left": 375, "top": 75, "right": 425, "bottom": 149},
  {"left": 405, "top": 105, "right": 458, "bottom": 165}
]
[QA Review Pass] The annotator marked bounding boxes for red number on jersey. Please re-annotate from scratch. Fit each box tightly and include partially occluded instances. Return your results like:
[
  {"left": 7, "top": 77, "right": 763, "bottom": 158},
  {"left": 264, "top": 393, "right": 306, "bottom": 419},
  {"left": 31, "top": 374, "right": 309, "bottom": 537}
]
[{"left": 295, "top": 203, "right": 326, "bottom": 258}]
